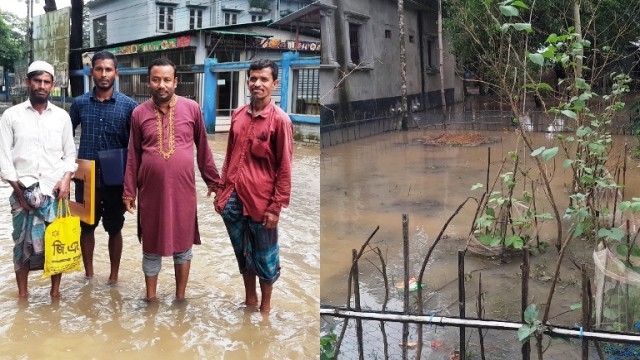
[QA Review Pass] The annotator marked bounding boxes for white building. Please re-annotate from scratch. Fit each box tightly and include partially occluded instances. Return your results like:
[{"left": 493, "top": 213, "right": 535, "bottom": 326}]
[{"left": 87, "top": 0, "right": 315, "bottom": 47}]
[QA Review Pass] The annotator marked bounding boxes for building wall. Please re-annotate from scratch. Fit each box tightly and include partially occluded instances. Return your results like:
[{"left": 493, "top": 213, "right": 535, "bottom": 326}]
[
  {"left": 320, "top": 0, "right": 464, "bottom": 146},
  {"left": 89, "top": 0, "right": 315, "bottom": 46}
]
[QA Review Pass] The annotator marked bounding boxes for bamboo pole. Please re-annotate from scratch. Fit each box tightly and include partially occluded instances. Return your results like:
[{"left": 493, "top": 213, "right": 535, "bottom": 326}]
[
  {"left": 459, "top": 251, "right": 466, "bottom": 360},
  {"left": 403, "top": 214, "right": 409, "bottom": 360},
  {"left": 581, "top": 265, "right": 589, "bottom": 360},
  {"left": 335, "top": 227, "right": 380, "bottom": 357},
  {"left": 353, "top": 249, "right": 364, "bottom": 360},
  {"left": 477, "top": 273, "right": 486, "bottom": 360},
  {"left": 522, "top": 247, "right": 531, "bottom": 360}
]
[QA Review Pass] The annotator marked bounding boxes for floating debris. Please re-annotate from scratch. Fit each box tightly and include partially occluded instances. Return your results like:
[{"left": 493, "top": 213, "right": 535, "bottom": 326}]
[{"left": 395, "top": 277, "right": 425, "bottom": 291}]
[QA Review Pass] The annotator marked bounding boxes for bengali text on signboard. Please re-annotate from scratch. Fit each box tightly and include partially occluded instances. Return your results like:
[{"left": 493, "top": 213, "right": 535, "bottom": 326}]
[
  {"left": 107, "top": 36, "right": 191, "bottom": 55},
  {"left": 256, "top": 38, "right": 321, "bottom": 52}
]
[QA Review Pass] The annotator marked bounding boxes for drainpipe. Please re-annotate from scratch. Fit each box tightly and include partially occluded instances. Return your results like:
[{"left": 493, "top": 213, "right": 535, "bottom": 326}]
[{"left": 203, "top": 58, "right": 218, "bottom": 133}]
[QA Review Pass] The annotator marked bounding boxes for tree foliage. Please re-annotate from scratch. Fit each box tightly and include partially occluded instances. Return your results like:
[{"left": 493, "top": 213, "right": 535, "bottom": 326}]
[
  {"left": 0, "top": 11, "right": 27, "bottom": 71},
  {"left": 444, "top": 0, "right": 640, "bottom": 92}
]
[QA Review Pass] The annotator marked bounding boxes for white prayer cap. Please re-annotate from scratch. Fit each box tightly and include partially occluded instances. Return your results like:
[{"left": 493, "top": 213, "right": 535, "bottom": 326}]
[{"left": 27, "top": 61, "right": 55, "bottom": 78}]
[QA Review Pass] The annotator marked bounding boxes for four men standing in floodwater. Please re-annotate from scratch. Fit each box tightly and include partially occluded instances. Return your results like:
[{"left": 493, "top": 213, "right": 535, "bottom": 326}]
[{"left": 0, "top": 55, "right": 293, "bottom": 315}]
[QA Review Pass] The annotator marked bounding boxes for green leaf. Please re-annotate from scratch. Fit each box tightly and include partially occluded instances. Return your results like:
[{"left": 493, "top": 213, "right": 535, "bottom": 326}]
[
  {"left": 505, "top": 235, "right": 523, "bottom": 249},
  {"left": 546, "top": 33, "right": 558, "bottom": 43},
  {"left": 471, "top": 183, "right": 484, "bottom": 191},
  {"left": 524, "top": 304, "right": 539, "bottom": 324},
  {"left": 563, "top": 159, "right": 573, "bottom": 169},
  {"left": 599, "top": 228, "right": 625, "bottom": 241},
  {"left": 501, "top": 23, "right": 511, "bottom": 33},
  {"left": 561, "top": 109, "right": 577, "bottom": 119},
  {"left": 609, "top": 228, "right": 625, "bottom": 241},
  {"left": 631, "top": 244, "right": 640, "bottom": 257},
  {"left": 518, "top": 325, "right": 537, "bottom": 342},
  {"left": 620, "top": 201, "right": 631, "bottom": 212},
  {"left": 573, "top": 222, "right": 584, "bottom": 238},
  {"left": 541, "top": 147, "right": 558, "bottom": 161},
  {"left": 490, "top": 235, "right": 502, "bottom": 247},
  {"left": 513, "top": 23, "right": 532, "bottom": 32},
  {"left": 511, "top": 0, "right": 529, "bottom": 9},
  {"left": 575, "top": 78, "right": 590, "bottom": 90},
  {"left": 617, "top": 244, "right": 630, "bottom": 257},
  {"left": 499, "top": 5, "right": 519, "bottom": 16},
  {"left": 528, "top": 53, "right": 544, "bottom": 66},
  {"left": 570, "top": 303, "right": 582, "bottom": 311},
  {"left": 530, "top": 146, "right": 545, "bottom": 157},
  {"left": 477, "top": 233, "right": 493, "bottom": 246},
  {"left": 535, "top": 213, "right": 554, "bottom": 220},
  {"left": 537, "top": 83, "right": 554, "bottom": 92}
]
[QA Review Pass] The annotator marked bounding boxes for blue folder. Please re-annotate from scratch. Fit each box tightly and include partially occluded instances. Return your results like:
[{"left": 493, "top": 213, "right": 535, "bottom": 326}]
[{"left": 97, "top": 148, "right": 127, "bottom": 186}]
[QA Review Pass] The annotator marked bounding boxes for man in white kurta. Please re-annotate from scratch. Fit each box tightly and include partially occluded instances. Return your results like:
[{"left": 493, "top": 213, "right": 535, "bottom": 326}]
[{"left": 0, "top": 61, "right": 77, "bottom": 298}]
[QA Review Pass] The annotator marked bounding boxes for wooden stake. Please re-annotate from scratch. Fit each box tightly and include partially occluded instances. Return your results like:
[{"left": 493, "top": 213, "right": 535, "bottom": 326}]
[
  {"left": 522, "top": 247, "right": 531, "bottom": 360},
  {"left": 353, "top": 249, "right": 364, "bottom": 360},
  {"left": 403, "top": 214, "right": 409, "bottom": 360},
  {"left": 459, "top": 250, "right": 466, "bottom": 360}
]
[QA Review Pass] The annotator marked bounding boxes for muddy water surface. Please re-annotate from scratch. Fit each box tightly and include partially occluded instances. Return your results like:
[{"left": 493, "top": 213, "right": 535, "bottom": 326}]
[
  {"left": 0, "top": 135, "right": 319, "bottom": 359},
  {"left": 321, "top": 129, "right": 640, "bottom": 359}
]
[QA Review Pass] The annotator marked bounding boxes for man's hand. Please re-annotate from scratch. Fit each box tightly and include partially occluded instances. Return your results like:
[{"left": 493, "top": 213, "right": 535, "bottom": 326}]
[
  {"left": 262, "top": 212, "right": 279, "bottom": 229},
  {"left": 9, "top": 181, "right": 33, "bottom": 211},
  {"left": 123, "top": 198, "right": 136, "bottom": 214},
  {"left": 53, "top": 171, "right": 73, "bottom": 199},
  {"left": 206, "top": 183, "right": 219, "bottom": 198}
]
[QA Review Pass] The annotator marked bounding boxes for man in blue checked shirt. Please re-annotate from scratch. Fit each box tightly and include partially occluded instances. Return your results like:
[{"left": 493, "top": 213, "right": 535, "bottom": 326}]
[{"left": 70, "top": 50, "right": 137, "bottom": 284}]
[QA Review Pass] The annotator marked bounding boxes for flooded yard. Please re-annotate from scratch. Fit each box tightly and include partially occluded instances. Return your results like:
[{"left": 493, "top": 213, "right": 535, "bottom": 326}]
[
  {"left": 321, "top": 129, "right": 640, "bottom": 359},
  {"left": 0, "top": 135, "right": 319, "bottom": 359}
]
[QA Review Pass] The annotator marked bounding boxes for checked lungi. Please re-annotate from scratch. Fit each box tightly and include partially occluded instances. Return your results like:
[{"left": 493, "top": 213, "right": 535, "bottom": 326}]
[
  {"left": 10, "top": 192, "right": 57, "bottom": 271},
  {"left": 221, "top": 191, "right": 280, "bottom": 285}
]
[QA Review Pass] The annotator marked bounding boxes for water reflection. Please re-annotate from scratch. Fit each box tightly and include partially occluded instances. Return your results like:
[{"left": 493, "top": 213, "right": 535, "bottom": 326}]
[
  {"left": 0, "top": 134, "right": 319, "bottom": 359},
  {"left": 321, "top": 129, "right": 640, "bottom": 358}
]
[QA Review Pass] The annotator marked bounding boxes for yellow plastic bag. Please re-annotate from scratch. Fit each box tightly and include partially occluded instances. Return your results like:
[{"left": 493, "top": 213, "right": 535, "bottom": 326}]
[{"left": 42, "top": 199, "right": 82, "bottom": 278}]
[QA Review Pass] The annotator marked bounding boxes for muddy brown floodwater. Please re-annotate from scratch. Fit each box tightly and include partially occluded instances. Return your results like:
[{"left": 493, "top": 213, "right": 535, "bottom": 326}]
[
  {"left": 0, "top": 134, "right": 319, "bottom": 359},
  {"left": 321, "top": 129, "right": 640, "bottom": 359}
]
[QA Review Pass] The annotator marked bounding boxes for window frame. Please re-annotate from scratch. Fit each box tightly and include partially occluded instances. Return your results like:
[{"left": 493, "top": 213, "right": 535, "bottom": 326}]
[
  {"left": 157, "top": 5, "right": 175, "bottom": 32},
  {"left": 189, "top": 8, "right": 203, "bottom": 29},
  {"left": 343, "top": 11, "right": 371, "bottom": 70},
  {"left": 224, "top": 12, "right": 238, "bottom": 25},
  {"left": 93, "top": 15, "right": 107, "bottom": 47}
]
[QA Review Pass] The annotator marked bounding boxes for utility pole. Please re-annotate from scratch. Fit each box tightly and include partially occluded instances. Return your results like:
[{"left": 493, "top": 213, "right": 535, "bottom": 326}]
[{"left": 27, "top": 0, "right": 34, "bottom": 63}]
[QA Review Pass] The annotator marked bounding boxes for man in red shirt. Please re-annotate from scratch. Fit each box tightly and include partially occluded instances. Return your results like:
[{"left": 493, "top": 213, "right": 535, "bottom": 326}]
[{"left": 215, "top": 59, "right": 293, "bottom": 314}]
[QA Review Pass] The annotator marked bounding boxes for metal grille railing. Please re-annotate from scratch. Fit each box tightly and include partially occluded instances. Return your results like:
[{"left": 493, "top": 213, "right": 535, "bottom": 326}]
[{"left": 292, "top": 67, "right": 320, "bottom": 115}]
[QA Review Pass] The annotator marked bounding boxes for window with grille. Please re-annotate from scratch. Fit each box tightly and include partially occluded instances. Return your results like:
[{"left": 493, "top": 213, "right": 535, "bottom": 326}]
[
  {"left": 344, "top": 12, "right": 370, "bottom": 69},
  {"left": 348, "top": 22, "right": 361, "bottom": 64},
  {"left": 292, "top": 67, "right": 320, "bottom": 115}
]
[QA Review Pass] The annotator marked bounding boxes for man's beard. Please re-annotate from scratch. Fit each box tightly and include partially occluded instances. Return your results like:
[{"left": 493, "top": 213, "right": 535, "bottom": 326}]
[
  {"left": 95, "top": 81, "right": 114, "bottom": 91},
  {"left": 29, "top": 92, "right": 48, "bottom": 105}
]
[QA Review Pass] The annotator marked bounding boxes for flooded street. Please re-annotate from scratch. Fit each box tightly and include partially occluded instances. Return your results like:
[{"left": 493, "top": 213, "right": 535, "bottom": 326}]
[
  {"left": 0, "top": 135, "right": 319, "bottom": 359},
  {"left": 321, "top": 129, "right": 640, "bottom": 359}
]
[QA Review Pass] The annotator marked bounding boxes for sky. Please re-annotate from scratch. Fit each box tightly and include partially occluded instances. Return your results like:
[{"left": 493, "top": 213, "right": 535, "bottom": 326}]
[{"left": 1, "top": 0, "right": 73, "bottom": 18}]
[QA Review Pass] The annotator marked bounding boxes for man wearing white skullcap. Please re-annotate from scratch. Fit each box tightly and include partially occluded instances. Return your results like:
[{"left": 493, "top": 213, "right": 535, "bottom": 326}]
[{"left": 0, "top": 60, "right": 77, "bottom": 298}]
